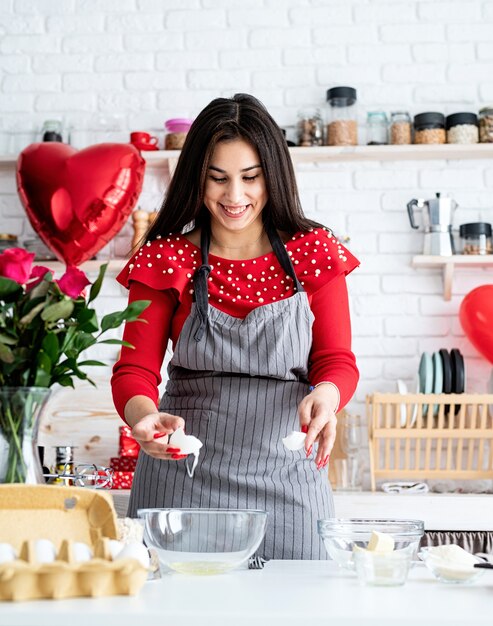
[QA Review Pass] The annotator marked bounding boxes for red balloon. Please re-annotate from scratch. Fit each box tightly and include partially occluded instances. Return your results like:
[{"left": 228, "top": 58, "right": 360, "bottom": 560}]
[
  {"left": 459, "top": 285, "right": 493, "bottom": 364},
  {"left": 16, "top": 143, "right": 145, "bottom": 266}
]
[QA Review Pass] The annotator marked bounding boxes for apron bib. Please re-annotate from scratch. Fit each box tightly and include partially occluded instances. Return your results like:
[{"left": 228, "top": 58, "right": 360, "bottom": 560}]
[{"left": 128, "top": 223, "right": 334, "bottom": 559}]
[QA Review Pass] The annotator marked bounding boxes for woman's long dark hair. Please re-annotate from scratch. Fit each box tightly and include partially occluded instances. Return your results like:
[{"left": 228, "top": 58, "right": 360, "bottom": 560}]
[{"left": 146, "top": 93, "right": 322, "bottom": 242}]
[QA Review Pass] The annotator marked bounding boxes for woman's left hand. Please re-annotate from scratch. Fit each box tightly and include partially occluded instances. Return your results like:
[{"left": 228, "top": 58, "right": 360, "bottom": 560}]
[{"left": 298, "top": 384, "right": 339, "bottom": 470}]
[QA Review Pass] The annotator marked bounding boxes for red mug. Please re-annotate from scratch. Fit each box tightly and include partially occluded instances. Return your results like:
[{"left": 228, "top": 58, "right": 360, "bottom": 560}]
[{"left": 130, "top": 131, "right": 158, "bottom": 146}]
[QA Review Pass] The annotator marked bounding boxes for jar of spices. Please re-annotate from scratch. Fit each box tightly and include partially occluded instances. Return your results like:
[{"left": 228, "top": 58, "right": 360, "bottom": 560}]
[
  {"left": 459, "top": 222, "right": 493, "bottom": 255},
  {"left": 164, "top": 118, "right": 193, "bottom": 150},
  {"left": 41, "top": 120, "right": 63, "bottom": 142},
  {"left": 297, "top": 109, "right": 323, "bottom": 146},
  {"left": 390, "top": 111, "right": 412, "bottom": 145},
  {"left": 366, "top": 111, "right": 388, "bottom": 145},
  {"left": 479, "top": 107, "right": 493, "bottom": 143},
  {"left": 325, "top": 86, "right": 358, "bottom": 146},
  {"left": 413, "top": 112, "right": 446, "bottom": 144},
  {"left": 446, "top": 112, "right": 478, "bottom": 144},
  {"left": 0, "top": 233, "right": 18, "bottom": 252}
]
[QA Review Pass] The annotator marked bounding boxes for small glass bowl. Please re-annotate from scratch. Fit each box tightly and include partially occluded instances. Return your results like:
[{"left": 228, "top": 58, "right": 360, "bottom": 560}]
[
  {"left": 418, "top": 547, "right": 485, "bottom": 584},
  {"left": 353, "top": 549, "right": 413, "bottom": 586},
  {"left": 317, "top": 518, "right": 424, "bottom": 571}
]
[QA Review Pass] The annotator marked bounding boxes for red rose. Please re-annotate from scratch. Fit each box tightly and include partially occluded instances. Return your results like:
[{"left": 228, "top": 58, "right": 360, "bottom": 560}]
[
  {"left": 0, "top": 248, "right": 35, "bottom": 284},
  {"left": 27, "top": 265, "right": 53, "bottom": 290},
  {"left": 56, "top": 266, "right": 90, "bottom": 299}
]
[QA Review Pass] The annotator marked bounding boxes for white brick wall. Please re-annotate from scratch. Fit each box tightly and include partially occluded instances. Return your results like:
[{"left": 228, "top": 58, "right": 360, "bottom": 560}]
[{"left": 1, "top": 0, "right": 493, "bottom": 420}]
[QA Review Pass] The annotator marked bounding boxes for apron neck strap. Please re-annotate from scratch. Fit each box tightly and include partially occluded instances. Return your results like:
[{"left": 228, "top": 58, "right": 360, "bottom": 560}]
[{"left": 192, "top": 219, "right": 303, "bottom": 342}]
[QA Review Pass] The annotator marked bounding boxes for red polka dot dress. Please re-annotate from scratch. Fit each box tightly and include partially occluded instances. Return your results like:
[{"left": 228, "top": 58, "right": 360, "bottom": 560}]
[{"left": 112, "top": 227, "right": 359, "bottom": 417}]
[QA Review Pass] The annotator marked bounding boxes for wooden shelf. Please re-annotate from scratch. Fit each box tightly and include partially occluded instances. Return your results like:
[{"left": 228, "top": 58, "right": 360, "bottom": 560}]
[
  {"left": 412, "top": 254, "right": 493, "bottom": 300},
  {"left": 2, "top": 143, "right": 493, "bottom": 169}
]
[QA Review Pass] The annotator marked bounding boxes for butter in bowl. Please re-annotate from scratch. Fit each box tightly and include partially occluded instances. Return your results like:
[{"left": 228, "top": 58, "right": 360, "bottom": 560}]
[
  {"left": 352, "top": 531, "right": 413, "bottom": 587},
  {"left": 419, "top": 545, "right": 486, "bottom": 584}
]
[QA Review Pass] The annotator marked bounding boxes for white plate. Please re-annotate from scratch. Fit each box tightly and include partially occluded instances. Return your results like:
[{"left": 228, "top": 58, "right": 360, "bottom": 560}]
[{"left": 397, "top": 379, "right": 418, "bottom": 427}]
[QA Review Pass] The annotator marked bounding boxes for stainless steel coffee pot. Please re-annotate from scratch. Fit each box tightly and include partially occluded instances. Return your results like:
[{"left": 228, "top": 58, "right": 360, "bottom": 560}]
[{"left": 407, "top": 192, "right": 458, "bottom": 256}]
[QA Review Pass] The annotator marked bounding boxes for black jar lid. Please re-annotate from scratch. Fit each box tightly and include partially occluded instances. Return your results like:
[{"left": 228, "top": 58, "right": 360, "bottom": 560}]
[
  {"left": 326, "top": 86, "right": 357, "bottom": 106},
  {"left": 414, "top": 112, "right": 445, "bottom": 129},
  {"left": 446, "top": 112, "right": 478, "bottom": 129},
  {"left": 459, "top": 222, "right": 492, "bottom": 237}
]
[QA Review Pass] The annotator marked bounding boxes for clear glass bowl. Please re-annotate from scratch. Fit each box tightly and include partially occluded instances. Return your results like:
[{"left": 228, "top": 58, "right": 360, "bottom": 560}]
[
  {"left": 138, "top": 508, "right": 268, "bottom": 576},
  {"left": 419, "top": 547, "right": 485, "bottom": 584},
  {"left": 317, "top": 518, "right": 424, "bottom": 570},
  {"left": 353, "top": 549, "right": 413, "bottom": 586}
]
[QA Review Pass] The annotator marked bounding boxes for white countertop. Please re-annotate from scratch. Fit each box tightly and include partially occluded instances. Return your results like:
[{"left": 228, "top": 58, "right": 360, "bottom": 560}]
[
  {"left": 1, "top": 560, "right": 492, "bottom": 626},
  {"left": 111, "top": 490, "right": 493, "bottom": 531}
]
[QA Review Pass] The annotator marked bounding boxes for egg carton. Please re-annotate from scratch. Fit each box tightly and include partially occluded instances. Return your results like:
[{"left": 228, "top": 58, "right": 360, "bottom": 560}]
[{"left": 0, "top": 484, "right": 148, "bottom": 601}]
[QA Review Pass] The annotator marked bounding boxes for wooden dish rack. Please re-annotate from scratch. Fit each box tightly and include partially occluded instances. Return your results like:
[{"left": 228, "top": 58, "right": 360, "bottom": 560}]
[{"left": 367, "top": 393, "right": 493, "bottom": 491}]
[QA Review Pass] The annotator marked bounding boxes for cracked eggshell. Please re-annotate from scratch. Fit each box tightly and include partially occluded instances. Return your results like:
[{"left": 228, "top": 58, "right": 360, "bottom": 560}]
[
  {"left": 169, "top": 427, "right": 203, "bottom": 455},
  {"left": 282, "top": 430, "right": 307, "bottom": 451}
]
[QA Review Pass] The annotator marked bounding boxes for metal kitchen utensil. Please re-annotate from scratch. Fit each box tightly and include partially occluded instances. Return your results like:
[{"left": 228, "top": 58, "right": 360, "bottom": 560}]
[
  {"left": 248, "top": 555, "right": 270, "bottom": 570},
  {"left": 407, "top": 192, "right": 458, "bottom": 256},
  {"left": 44, "top": 464, "right": 113, "bottom": 489}
]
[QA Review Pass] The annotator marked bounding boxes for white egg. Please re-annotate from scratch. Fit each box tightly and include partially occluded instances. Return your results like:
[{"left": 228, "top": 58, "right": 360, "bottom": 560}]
[
  {"left": 34, "top": 539, "right": 57, "bottom": 563},
  {"left": 108, "top": 539, "right": 125, "bottom": 561},
  {"left": 114, "top": 542, "right": 150, "bottom": 569},
  {"left": 282, "top": 430, "right": 307, "bottom": 451},
  {"left": 0, "top": 542, "right": 17, "bottom": 564},
  {"left": 169, "top": 427, "right": 203, "bottom": 455},
  {"left": 72, "top": 542, "right": 93, "bottom": 563}
]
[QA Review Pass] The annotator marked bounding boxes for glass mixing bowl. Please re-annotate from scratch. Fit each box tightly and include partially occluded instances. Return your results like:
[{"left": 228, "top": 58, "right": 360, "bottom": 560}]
[
  {"left": 138, "top": 508, "right": 268, "bottom": 575},
  {"left": 317, "top": 518, "right": 424, "bottom": 570}
]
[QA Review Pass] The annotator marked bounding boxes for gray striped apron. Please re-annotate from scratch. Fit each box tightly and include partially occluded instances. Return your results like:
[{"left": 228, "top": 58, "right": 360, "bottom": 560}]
[{"left": 128, "top": 223, "right": 334, "bottom": 559}]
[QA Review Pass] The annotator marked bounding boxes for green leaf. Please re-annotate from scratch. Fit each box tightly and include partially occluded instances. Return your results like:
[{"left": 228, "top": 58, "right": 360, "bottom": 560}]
[
  {"left": 99, "top": 339, "right": 135, "bottom": 348},
  {"left": 19, "top": 301, "right": 46, "bottom": 325},
  {"left": 0, "top": 343, "right": 14, "bottom": 364},
  {"left": 77, "top": 359, "right": 107, "bottom": 367},
  {"left": 29, "top": 277, "right": 51, "bottom": 299},
  {"left": 0, "top": 277, "right": 23, "bottom": 301},
  {"left": 0, "top": 332, "right": 17, "bottom": 346},
  {"left": 100, "top": 300, "right": 150, "bottom": 332},
  {"left": 41, "top": 299, "right": 75, "bottom": 322},
  {"left": 56, "top": 375, "right": 74, "bottom": 388},
  {"left": 88, "top": 263, "right": 107, "bottom": 303},
  {"left": 74, "top": 307, "right": 99, "bottom": 332},
  {"left": 42, "top": 333, "right": 59, "bottom": 363}
]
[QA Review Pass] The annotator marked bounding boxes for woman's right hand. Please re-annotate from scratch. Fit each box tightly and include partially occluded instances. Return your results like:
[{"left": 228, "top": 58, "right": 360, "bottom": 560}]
[{"left": 131, "top": 411, "right": 187, "bottom": 461}]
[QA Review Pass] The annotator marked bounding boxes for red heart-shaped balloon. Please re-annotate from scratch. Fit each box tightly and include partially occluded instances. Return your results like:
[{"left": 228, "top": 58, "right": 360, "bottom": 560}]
[
  {"left": 16, "top": 143, "right": 145, "bottom": 266},
  {"left": 459, "top": 285, "right": 493, "bottom": 364}
]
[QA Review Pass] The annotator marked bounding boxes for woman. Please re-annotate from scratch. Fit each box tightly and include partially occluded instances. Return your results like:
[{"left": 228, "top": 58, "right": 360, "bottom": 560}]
[{"left": 112, "top": 93, "right": 359, "bottom": 559}]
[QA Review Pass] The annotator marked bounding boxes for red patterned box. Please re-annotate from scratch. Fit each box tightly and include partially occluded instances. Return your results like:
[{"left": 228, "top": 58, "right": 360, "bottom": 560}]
[
  {"left": 119, "top": 425, "right": 140, "bottom": 458},
  {"left": 111, "top": 471, "right": 134, "bottom": 490},
  {"left": 110, "top": 457, "right": 137, "bottom": 472}
]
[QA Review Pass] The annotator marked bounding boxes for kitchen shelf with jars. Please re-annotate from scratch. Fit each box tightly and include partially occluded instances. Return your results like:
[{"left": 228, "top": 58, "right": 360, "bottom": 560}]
[{"left": 2, "top": 143, "right": 493, "bottom": 171}]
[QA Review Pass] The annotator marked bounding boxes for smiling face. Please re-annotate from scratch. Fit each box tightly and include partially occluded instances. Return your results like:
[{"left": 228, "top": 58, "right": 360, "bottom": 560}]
[{"left": 203, "top": 138, "right": 268, "bottom": 241}]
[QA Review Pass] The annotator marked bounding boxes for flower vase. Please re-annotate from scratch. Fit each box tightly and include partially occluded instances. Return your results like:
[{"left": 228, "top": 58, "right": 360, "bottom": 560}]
[{"left": 0, "top": 387, "right": 51, "bottom": 484}]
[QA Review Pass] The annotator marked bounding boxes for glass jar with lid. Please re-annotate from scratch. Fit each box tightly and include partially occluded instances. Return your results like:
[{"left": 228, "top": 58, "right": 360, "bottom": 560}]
[
  {"left": 0, "top": 233, "right": 18, "bottom": 253},
  {"left": 459, "top": 222, "right": 492, "bottom": 255},
  {"left": 413, "top": 112, "right": 446, "bottom": 144},
  {"left": 325, "top": 86, "right": 358, "bottom": 146},
  {"left": 366, "top": 111, "right": 388, "bottom": 145},
  {"left": 479, "top": 107, "right": 493, "bottom": 143},
  {"left": 446, "top": 112, "right": 478, "bottom": 144},
  {"left": 390, "top": 111, "right": 412, "bottom": 145},
  {"left": 296, "top": 109, "right": 323, "bottom": 146},
  {"left": 41, "top": 120, "right": 63, "bottom": 142}
]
